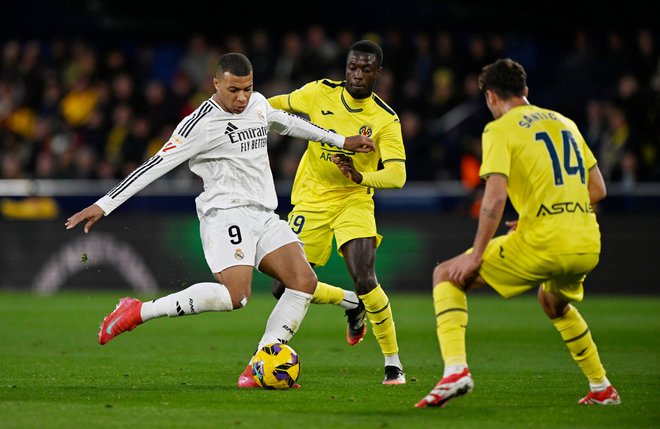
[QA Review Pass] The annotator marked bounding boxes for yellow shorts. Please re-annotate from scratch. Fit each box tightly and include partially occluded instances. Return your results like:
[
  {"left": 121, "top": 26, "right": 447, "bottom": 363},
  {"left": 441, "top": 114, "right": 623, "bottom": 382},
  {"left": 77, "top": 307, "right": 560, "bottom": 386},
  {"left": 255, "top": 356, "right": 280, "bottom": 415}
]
[
  {"left": 287, "top": 195, "right": 383, "bottom": 267},
  {"left": 475, "top": 231, "right": 599, "bottom": 302}
]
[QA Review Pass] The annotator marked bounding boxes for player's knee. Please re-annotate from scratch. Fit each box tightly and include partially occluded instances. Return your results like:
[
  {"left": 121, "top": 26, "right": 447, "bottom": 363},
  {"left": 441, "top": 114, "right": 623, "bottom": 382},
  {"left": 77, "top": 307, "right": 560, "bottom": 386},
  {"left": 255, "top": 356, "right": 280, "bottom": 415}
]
[
  {"left": 432, "top": 261, "right": 450, "bottom": 286},
  {"left": 286, "top": 270, "right": 317, "bottom": 295},
  {"left": 300, "top": 270, "right": 318, "bottom": 294},
  {"left": 353, "top": 274, "right": 377, "bottom": 295},
  {"left": 537, "top": 286, "right": 568, "bottom": 319}
]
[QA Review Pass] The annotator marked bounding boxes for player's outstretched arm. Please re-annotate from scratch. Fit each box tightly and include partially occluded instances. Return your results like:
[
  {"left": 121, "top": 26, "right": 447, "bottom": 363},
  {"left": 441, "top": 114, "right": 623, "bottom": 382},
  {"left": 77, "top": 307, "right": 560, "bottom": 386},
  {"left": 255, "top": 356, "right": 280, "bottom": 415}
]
[
  {"left": 267, "top": 108, "right": 374, "bottom": 152},
  {"left": 65, "top": 204, "right": 104, "bottom": 234}
]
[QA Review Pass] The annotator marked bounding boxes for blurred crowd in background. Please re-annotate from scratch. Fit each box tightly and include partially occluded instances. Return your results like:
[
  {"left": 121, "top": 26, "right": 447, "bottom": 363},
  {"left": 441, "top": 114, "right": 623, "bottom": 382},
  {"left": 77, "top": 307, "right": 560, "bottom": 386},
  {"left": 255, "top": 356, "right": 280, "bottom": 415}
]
[{"left": 1, "top": 24, "right": 658, "bottom": 190}]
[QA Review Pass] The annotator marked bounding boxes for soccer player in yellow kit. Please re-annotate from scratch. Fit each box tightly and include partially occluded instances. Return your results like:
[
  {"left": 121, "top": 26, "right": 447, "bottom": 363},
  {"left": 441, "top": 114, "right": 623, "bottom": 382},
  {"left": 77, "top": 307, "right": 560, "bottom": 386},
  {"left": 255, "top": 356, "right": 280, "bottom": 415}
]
[
  {"left": 269, "top": 40, "right": 407, "bottom": 384},
  {"left": 416, "top": 58, "right": 621, "bottom": 407}
]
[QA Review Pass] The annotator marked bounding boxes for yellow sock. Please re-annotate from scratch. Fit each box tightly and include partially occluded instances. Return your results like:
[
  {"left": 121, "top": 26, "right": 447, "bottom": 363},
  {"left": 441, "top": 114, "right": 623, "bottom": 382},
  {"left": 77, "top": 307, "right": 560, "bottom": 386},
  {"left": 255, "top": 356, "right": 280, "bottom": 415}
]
[
  {"left": 311, "top": 281, "right": 345, "bottom": 305},
  {"left": 552, "top": 305, "right": 607, "bottom": 384},
  {"left": 433, "top": 281, "right": 468, "bottom": 366},
  {"left": 359, "top": 285, "right": 399, "bottom": 356}
]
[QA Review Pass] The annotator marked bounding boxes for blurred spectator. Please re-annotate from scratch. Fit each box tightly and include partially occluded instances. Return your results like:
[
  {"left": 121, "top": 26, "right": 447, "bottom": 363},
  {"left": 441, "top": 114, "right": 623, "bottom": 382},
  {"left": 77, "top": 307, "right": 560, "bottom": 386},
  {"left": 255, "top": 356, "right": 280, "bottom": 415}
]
[
  {"left": 399, "top": 110, "right": 434, "bottom": 181},
  {"left": 248, "top": 28, "right": 275, "bottom": 86},
  {"left": 120, "top": 115, "right": 152, "bottom": 175},
  {"left": 143, "top": 79, "right": 176, "bottom": 127},
  {"left": 301, "top": 25, "right": 339, "bottom": 82},
  {"left": 583, "top": 99, "right": 608, "bottom": 156},
  {"left": 331, "top": 28, "right": 357, "bottom": 77},
  {"left": 59, "top": 75, "right": 99, "bottom": 127},
  {"left": 599, "top": 103, "right": 638, "bottom": 184},
  {"left": 272, "top": 32, "right": 305, "bottom": 91},
  {"left": 458, "top": 136, "right": 483, "bottom": 219},
  {"left": 179, "top": 34, "right": 215, "bottom": 89},
  {"left": 632, "top": 28, "right": 658, "bottom": 84},
  {"left": 104, "top": 103, "right": 133, "bottom": 169}
]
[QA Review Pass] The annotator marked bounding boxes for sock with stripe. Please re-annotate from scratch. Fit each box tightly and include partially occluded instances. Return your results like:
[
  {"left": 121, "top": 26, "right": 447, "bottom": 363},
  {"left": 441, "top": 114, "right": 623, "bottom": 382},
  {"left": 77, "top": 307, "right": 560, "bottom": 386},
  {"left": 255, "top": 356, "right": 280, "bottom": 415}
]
[
  {"left": 312, "top": 281, "right": 359, "bottom": 310},
  {"left": 551, "top": 305, "right": 607, "bottom": 384},
  {"left": 140, "top": 282, "right": 233, "bottom": 321},
  {"left": 359, "top": 285, "right": 400, "bottom": 358},
  {"left": 433, "top": 281, "right": 468, "bottom": 368}
]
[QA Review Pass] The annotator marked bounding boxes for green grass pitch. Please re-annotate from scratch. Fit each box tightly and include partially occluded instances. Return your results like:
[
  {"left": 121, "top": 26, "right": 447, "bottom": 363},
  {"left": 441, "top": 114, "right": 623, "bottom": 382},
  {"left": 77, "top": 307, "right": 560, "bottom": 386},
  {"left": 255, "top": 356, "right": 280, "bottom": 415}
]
[{"left": 1, "top": 290, "right": 658, "bottom": 428}]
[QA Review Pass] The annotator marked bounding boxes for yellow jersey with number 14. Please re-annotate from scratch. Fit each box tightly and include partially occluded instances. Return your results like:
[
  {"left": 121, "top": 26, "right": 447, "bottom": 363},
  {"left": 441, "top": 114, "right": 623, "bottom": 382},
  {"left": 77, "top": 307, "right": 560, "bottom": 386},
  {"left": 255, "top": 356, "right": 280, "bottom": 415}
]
[
  {"left": 479, "top": 104, "right": 600, "bottom": 254},
  {"left": 269, "top": 79, "right": 405, "bottom": 206}
]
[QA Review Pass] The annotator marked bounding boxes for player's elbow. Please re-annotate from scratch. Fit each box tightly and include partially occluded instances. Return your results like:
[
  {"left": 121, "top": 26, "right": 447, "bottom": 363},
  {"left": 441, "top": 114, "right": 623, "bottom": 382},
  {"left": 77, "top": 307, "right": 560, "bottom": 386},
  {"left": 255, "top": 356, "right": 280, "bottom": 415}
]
[
  {"left": 590, "top": 185, "right": 606, "bottom": 204},
  {"left": 588, "top": 166, "right": 607, "bottom": 204}
]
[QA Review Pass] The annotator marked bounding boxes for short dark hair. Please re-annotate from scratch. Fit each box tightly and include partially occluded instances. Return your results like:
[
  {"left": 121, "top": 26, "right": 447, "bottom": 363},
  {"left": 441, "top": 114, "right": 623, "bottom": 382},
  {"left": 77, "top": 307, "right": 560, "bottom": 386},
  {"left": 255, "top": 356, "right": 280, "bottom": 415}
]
[
  {"left": 217, "top": 53, "right": 253, "bottom": 77},
  {"left": 348, "top": 40, "right": 383, "bottom": 67},
  {"left": 478, "top": 58, "right": 527, "bottom": 99}
]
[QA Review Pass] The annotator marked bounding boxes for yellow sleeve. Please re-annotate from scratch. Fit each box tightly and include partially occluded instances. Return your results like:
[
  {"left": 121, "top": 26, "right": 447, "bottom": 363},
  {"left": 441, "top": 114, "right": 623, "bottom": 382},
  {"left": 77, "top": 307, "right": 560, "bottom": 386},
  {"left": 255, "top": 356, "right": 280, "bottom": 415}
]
[
  {"left": 360, "top": 120, "right": 406, "bottom": 189},
  {"left": 479, "top": 122, "right": 510, "bottom": 179},
  {"left": 267, "top": 81, "right": 317, "bottom": 113},
  {"left": 360, "top": 160, "right": 406, "bottom": 188},
  {"left": 267, "top": 94, "right": 292, "bottom": 111}
]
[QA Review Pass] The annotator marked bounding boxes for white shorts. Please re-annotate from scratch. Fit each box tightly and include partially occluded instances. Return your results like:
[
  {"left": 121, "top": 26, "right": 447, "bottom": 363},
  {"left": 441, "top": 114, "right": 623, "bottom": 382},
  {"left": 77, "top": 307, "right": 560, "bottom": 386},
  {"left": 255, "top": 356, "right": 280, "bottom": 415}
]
[{"left": 200, "top": 205, "right": 302, "bottom": 273}]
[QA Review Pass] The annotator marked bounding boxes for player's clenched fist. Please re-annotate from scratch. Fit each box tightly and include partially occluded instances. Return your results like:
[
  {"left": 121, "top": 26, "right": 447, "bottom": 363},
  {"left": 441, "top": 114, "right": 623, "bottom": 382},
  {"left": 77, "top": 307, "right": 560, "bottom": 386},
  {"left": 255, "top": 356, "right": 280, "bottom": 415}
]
[{"left": 343, "top": 135, "right": 374, "bottom": 152}]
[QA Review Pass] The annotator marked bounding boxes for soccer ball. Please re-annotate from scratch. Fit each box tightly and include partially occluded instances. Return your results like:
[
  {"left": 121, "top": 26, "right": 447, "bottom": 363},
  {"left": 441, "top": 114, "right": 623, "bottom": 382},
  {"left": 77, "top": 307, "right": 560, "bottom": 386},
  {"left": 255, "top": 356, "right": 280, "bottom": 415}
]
[{"left": 250, "top": 343, "right": 301, "bottom": 389}]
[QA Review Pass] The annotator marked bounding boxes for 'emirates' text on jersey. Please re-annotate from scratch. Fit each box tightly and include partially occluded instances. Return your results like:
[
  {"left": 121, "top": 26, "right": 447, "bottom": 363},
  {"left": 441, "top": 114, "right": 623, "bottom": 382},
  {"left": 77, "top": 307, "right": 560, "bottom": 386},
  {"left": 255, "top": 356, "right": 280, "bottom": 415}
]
[
  {"left": 96, "top": 92, "right": 343, "bottom": 218},
  {"left": 480, "top": 104, "right": 600, "bottom": 253},
  {"left": 277, "top": 79, "right": 405, "bottom": 205}
]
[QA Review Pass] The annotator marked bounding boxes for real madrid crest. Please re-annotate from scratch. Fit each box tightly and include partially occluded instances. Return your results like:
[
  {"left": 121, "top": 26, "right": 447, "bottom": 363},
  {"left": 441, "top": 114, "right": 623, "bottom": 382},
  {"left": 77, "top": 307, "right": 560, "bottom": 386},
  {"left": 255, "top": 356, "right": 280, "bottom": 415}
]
[
  {"left": 256, "top": 108, "right": 265, "bottom": 121},
  {"left": 234, "top": 248, "right": 245, "bottom": 260}
]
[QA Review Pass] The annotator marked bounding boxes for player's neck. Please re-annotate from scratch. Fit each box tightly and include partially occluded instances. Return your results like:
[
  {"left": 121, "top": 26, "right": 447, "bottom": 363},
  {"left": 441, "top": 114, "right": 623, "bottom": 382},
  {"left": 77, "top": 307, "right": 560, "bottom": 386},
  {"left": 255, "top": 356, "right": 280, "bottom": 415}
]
[{"left": 501, "top": 96, "right": 530, "bottom": 115}]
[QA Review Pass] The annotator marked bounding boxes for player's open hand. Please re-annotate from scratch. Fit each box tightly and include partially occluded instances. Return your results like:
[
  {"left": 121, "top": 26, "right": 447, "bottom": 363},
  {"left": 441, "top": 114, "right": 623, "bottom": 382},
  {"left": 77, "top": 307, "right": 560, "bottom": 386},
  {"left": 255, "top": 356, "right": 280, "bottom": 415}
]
[
  {"left": 65, "top": 204, "right": 105, "bottom": 234},
  {"left": 343, "top": 135, "right": 375, "bottom": 153},
  {"left": 448, "top": 252, "right": 482, "bottom": 286},
  {"left": 331, "top": 154, "right": 363, "bottom": 184}
]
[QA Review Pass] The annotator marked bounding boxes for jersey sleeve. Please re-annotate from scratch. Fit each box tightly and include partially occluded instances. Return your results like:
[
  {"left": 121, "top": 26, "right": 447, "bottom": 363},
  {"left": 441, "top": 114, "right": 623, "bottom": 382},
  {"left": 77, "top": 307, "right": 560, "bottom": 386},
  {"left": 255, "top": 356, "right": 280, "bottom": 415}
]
[
  {"left": 95, "top": 118, "right": 207, "bottom": 215},
  {"left": 267, "top": 94, "right": 291, "bottom": 111},
  {"left": 360, "top": 120, "right": 406, "bottom": 188},
  {"left": 479, "top": 122, "right": 510, "bottom": 179},
  {"left": 266, "top": 102, "right": 344, "bottom": 148},
  {"left": 267, "top": 81, "right": 317, "bottom": 113}
]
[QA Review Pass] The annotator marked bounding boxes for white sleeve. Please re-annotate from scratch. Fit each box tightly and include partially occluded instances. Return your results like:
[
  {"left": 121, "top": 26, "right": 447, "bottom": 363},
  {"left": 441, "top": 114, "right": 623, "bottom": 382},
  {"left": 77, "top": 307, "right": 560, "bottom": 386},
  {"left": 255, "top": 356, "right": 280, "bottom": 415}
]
[
  {"left": 95, "top": 125, "right": 205, "bottom": 215},
  {"left": 267, "top": 105, "right": 345, "bottom": 148}
]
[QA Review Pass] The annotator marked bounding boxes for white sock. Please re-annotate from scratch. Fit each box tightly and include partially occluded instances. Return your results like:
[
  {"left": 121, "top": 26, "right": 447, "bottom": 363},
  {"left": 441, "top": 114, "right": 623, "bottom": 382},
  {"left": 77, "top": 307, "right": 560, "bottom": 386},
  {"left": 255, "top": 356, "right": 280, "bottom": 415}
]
[
  {"left": 443, "top": 364, "right": 468, "bottom": 377},
  {"left": 384, "top": 354, "right": 403, "bottom": 370},
  {"left": 257, "top": 288, "right": 312, "bottom": 350},
  {"left": 339, "top": 290, "right": 359, "bottom": 310},
  {"left": 140, "top": 282, "right": 233, "bottom": 321},
  {"left": 589, "top": 377, "right": 611, "bottom": 392}
]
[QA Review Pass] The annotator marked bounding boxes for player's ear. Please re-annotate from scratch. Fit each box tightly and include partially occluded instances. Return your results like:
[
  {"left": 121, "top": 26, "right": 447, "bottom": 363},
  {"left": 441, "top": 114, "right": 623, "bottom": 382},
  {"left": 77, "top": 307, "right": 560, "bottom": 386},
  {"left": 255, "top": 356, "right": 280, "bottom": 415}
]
[
  {"left": 523, "top": 86, "right": 529, "bottom": 97},
  {"left": 485, "top": 89, "right": 495, "bottom": 105}
]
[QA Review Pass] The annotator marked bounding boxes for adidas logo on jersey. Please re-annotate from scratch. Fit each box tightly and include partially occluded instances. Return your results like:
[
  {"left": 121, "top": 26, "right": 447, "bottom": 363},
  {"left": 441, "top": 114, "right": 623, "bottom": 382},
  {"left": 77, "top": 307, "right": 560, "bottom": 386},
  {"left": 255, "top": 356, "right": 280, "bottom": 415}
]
[{"left": 225, "top": 122, "right": 238, "bottom": 134}]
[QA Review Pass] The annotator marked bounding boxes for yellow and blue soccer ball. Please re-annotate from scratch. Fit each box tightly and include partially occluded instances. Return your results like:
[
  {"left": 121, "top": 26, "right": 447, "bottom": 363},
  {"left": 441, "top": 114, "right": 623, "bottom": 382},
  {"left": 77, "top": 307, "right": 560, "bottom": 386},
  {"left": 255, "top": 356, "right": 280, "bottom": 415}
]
[{"left": 251, "top": 343, "right": 300, "bottom": 389}]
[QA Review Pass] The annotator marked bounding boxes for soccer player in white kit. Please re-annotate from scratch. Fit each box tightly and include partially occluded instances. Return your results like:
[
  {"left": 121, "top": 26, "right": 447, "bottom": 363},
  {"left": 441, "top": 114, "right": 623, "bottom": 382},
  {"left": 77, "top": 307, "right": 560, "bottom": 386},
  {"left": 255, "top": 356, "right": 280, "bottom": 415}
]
[{"left": 65, "top": 53, "right": 375, "bottom": 388}]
